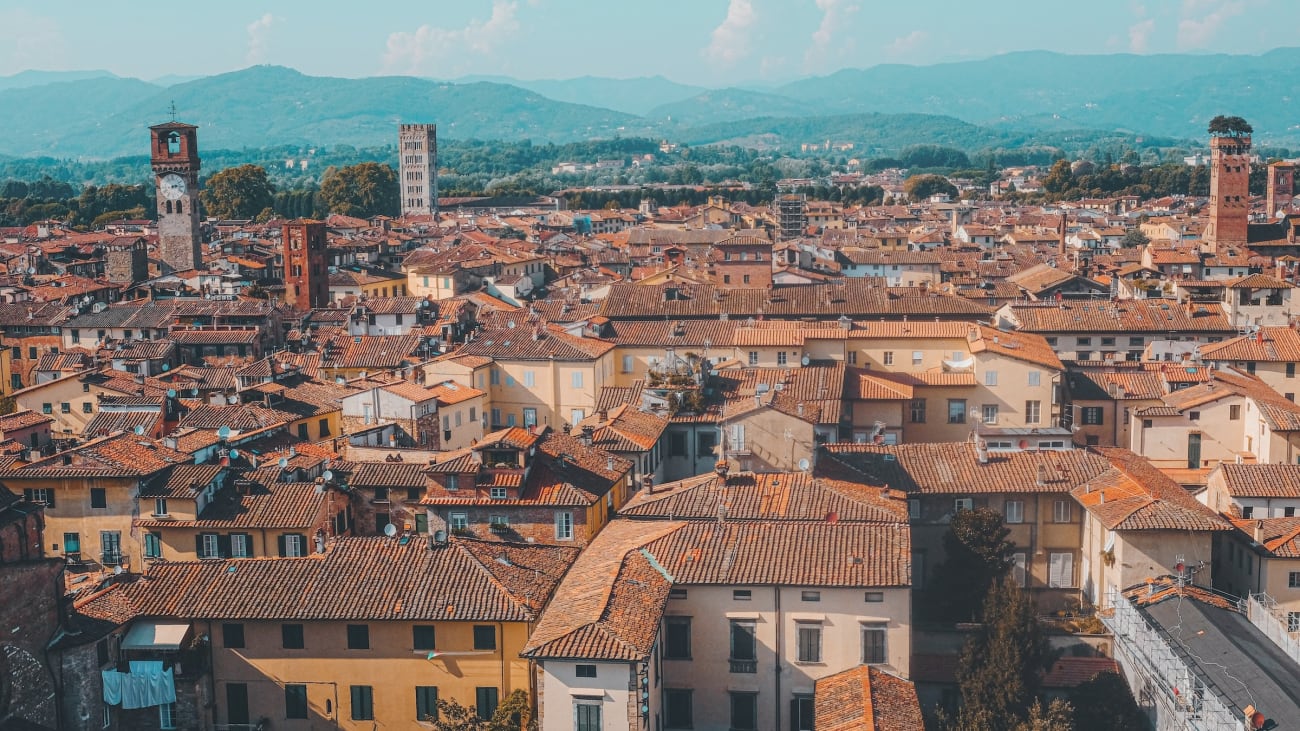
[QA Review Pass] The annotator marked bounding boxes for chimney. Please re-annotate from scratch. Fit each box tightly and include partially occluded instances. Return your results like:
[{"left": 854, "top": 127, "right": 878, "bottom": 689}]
[
  {"left": 825, "top": 511, "right": 839, "bottom": 524},
  {"left": 1254, "top": 520, "right": 1265, "bottom": 544},
  {"left": 579, "top": 425, "right": 594, "bottom": 446},
  {"left": 976, "top": 440, "right": 989, "bottom": 464},
  {"left": 606, "top": 456, "right": 615, "bottom": 472},
  {"left": 641, "top": 474, "right": 654, "bottom": 493},
  {"left": 1037, "top": 464, "right": 1047, "bottom": 487},
  {"left": 715, "top": 459, "right": 729, "bottom": 481}
]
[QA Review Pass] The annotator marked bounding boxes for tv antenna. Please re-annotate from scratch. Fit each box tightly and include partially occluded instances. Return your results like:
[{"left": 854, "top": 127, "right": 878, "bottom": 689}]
[{"left": 168, "top": 100, "right": 177, "bottom": 122}]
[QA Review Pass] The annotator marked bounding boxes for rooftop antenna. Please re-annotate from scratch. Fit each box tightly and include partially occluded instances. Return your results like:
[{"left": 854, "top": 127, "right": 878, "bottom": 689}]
[{"left": 168, "top": 100, "right": 177, "bottom": 122}]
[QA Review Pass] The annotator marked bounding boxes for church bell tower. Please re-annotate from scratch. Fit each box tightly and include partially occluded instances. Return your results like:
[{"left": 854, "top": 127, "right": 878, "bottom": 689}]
[{"left": 150, "top": 121, "right": 202, "bottom": 273}]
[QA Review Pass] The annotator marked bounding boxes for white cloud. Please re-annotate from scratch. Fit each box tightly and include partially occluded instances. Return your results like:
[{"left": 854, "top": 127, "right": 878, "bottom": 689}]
[
  {"left": 885, "top": 30, "right": 929, "bottom": 58},
  {"left": 1128, "top": 18, "right": 1156, "bottom": 52},
  {"left": 704, "top": 0, "right": 757, "bottom": 65},
  {"left": 246, "top": 13, "right": 275, "bottom": 66},
  {"left": 383, "top": 1, "right": 521, "bottom": 76},
  {"left": 0, "top": 9, "right": 65, "bottom": 75},
  {"left": 804, "top": 0, "right": 860, "bottom": 70},
  {"left": 1177, "top": 0, "right": 1246, "bottom": 48}
]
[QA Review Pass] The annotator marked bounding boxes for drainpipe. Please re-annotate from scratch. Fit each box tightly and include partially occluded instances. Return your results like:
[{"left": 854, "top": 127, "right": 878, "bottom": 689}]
[{"left": 774, "top": 586, "right": 782, "bottom": 731}]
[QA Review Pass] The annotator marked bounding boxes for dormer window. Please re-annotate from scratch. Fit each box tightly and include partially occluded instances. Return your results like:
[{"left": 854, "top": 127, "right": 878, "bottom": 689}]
[
  {"left": 490, "top": 487, "right": 507, "bottom": 500},
  {"left": 153, "top": 498, "right": 168, "bottom": 517},
  {"left": 446, "top": 475, "right": 458, "bottom": 491}
]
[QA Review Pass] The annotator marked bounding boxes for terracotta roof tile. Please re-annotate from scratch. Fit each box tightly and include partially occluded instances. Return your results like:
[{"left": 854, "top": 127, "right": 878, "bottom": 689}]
[{"left": 815, "top": 665, "right": 924, "bottom": 731}]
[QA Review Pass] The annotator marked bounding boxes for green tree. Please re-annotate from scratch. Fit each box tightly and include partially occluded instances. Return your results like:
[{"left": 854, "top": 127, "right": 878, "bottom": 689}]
[
  {"left": 319, "top": 162, "right": 398, "bottom": 218},
  {"left": 904, "top": 174, "right": 957, "bottom": 201},
  {"left": 1207, "top": 115, "right": 1253, "bottom": 137},
  {"left": 932, "top": 508, "right": 1014, "bottom": 621},
  {"left": 1068, "top": 671, "right": 1146, "bottom": 730},
  {"left": 947, "top": 577, "right": 1055, "bottom": 731},
  {"left": 200, "top": 164, "right": 275, "bottom": 220},
  {"left": 428, "top": 689, "right": 535, "bottom": 731},
  {"left": 1014, "top": 700, "right": 1075, "bottom": 731},
  {"left": 1121, "top": 228, "right": 1150, "bottom": 248},
  {"left": 1043, "top": 160, "right": 1073, "bottom": 195}
]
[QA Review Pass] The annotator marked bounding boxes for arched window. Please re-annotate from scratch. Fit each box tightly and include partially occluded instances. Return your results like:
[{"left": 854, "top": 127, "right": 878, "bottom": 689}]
[
  {"left": 165, "top": 200, "right": 172, "bottom": 214},
  {"left": 167, "top": 132, "right": 181, "bottom": 154},
  {"left": 175, "top": 201, "right": 182, "bottom": 214}
]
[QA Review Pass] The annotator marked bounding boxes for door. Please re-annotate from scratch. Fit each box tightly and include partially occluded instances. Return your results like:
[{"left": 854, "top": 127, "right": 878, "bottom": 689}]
[
  {"left": 226, "top": 683, "right": 249, "bottom": 725},
  {"left": 1187, "top": 432, "right": 1201, "bottom": 469}
]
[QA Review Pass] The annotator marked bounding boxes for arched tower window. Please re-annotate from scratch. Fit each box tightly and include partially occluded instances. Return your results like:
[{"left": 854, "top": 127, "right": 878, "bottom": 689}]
[
  {"left": 175, "top": 201, "right": 182, "bottom": 214},
  {"left": 167, "top": 132, "right": 181, "bottom": 154},
  {"left": 165, "top": 201, "right": 172, "bottom": 214}
]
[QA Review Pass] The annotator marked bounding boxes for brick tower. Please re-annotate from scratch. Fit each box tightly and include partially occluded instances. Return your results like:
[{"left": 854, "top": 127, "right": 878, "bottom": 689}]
[
  {"left": 149, "top": 122, "right": 202, "bottom": 273},
  {"left": 398, "top": 124, "right": 437, "bottom": 218},
  {"left": 1204, "top": 132, "right": 1251, "bottom": 249},
  {"left": 1267, "top": 161, "right": 1295, "bottom": 219},
  {"left": 283, "top": 220, "right": 329, "bottom": 311}
]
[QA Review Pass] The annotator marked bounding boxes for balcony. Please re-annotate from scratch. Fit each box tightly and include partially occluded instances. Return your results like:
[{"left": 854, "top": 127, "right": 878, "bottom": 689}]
[{"left": 729, "top": 659, "right": 757, "bottom": 674}]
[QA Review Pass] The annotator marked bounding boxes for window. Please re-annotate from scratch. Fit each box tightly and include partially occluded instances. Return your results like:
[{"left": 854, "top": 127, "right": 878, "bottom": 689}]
[
  {"left": 413, "top": 625, "right": 436, "bottom": 650},
  {"left": 576, "top": 664, "right": 598, "bottom": 678},
  {"left": 61, "top": 402, "right": 70, "bottom": 414},
  {"left": 1028, "top": 370, "right": 1041, "bottom": 386},
  {"left": 450, "top": 512, "right": 469, "bottom": 531},
  {"left": 273, "top": 623, "right": 305, "bottom": 650},
  {"left": 416, "top": 686, "right": 439, "bottom": 721},
  {"left": 801, "top": 590, "right": 821, "bottom": 602},
  {"left": 63, "top": 532, "right": 79, "bottom": 554},
  {"left": 954, "top": 498, "right": 973, "bottom": 512},
  {"left": 1005, "top": 500, "right": 1024, "bottom": 524},
  {"left": 285, "top": 684, "right": 308, "bottom": 719},
  {"left": 664, "top": 617, "right": 691, "bottom": 659},
  {"left": 982, "top": 404, "right": 998, "bottom": 425},
  {"left": 948, "top": 399, "right": 967, "bottom": 424},
  {"left": 1289, "top": 363, "right": 1296, "bottom": 379},
  {"left": 748, "top": 351, "right": 758, "bottom": 365},
  {"left": 90, "top": 488, "right": 106, "bottom": 509},
  {"left": 489, "top": 487, "right": 507, "bottom": 500},
  {"left": 83, "top": 402, "right": 93, "bottom": 413},
  {"left": 730, "top": 692, "right": 758, "bottom": 731},
  {"left": 473, "top": 625, "right": 496, "bottom": 650},
  {"left": 1289, "top": 613, "right": 1300, "bottom": 633},
  {"left": 1048, "top": 552, "right": 1075, "bottom": 588},
  {"left": 1077, "top": 337, "right": 1092, "bottom": 346},
  {"left": 144, "top": 532, "right": 161, "bottom": 559},
  {"left": 576, "top": 701, "right": 602, "bottom": 731},
  {"left": 796, "top": 623, "right": 822, "bottom": 663},
  {"left": 730, "top": 621, "right": 756, "bottom": 661},
  {"left": 1053, "top": 500, "right": 1072, "bottom": 523},
  {"left": 909, "top": 350, "right": 922, "bottom": 366},
  {"left": 984, "top": 370, "right": 998, "bottom": 386},
  {"left": 222, "top": 623, "right": 245, "bottom": 649},
  {"left": 572, "top": 371, "right": 584, "bottom": 388},
  {"left": 319, "top": 418, "right": 330, "bottom": 436},
  {"left": 622, "top": 355, "right": 634, "bottom": 373},
  {"left": 1243, "top": 506, "right": 1255, "bottom": 519},
  {"left": 275, "top": 533, "right": 302, "bottom": 554},
  {"left": 777, "top": 351, "right": 788, "bottom": 366},
  {"left": 882, "top": 351, "right": 894, "bottom": 366},
  {"left": 230, "top": 533, "right": 252, "bottom": 558},
  {"left": 41, "top": 403, "right": 51, "bottom": 414},
  {"left": 351, "top": 685, "right": 375, "bottom": 721},
  {"left": 910, "top": 398, "right": 926, "bottom": 423},
  {"left": 1289, "top": 571, "right": 1300, "bottom": 588},
  {"left": 475, "top": 687, "right": 498, "bottom": 721},
  {"left": 153, "top": 498, "right": 168, "bottom": 516},
  {"left": 25, "top": 488, "right": 54, "bottom": 507},
  {"left": 1230, "top": 404, "right": 1242, "bottom": 420},
  {"left": 100, "top": 531, "right": 121, "bottom": 565},
  {"left": 523, "top": 370, "right": 535, "bottom": 387},
  {"left": 664, "top": 689, "right": 693, "bottom": 728},
  {"left": 669, "top": 588, "right": 688, "bottom": 600},
  {"left": 1189, "top": 411, "right": 1200, "bottom": 421},
  {"left": 347, "top": 624, "right": 370, "bottom": 650},
  {"left": 865, "top": 591, "right": 885, "bottom": 603},
  {"left": 792, "top": 695, "right": 815, "bottom": 731},
  {"left": 861, "top": 622, "right": 887, "bottom": 664},
  {"left": 1025, "top": 400, "right": 1041, "bottom": 425},
  {"left": 489, "top": 515, "right": 509, "bottom": 532},
  {"left": 226, "top": 683, "right": 249, "bottom": 725},
  {"left": 732, "top": 589, "right": 753, "bottom": 601},
  {"left": 1012, "top": 553, "right": 1027, "bottom": 587},
  {"left": 159, "top": 702, "right": 176, "bottom": 729},
  {"left": 551, "top": 510, "right": 574, "bottom": 540}
]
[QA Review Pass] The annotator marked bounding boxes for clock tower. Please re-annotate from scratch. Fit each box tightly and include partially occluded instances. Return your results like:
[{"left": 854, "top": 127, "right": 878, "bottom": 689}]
[{"left": 150, "top": 121, "right": 202, "bottom": 273}]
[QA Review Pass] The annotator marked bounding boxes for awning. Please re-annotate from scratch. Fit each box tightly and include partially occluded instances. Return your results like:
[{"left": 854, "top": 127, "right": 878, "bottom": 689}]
[{"left": 121, "top": 621, "right": 191, "bottom": 651}]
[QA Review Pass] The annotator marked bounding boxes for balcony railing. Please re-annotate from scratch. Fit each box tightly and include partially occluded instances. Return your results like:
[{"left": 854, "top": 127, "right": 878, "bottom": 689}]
[{"left": 729, "top": 659, "right": 757, "bottom": 673}]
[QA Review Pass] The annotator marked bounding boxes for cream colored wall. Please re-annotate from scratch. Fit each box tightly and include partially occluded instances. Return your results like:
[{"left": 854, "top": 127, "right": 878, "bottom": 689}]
[
  {"left": 207, "top": 619, "right": 532, "bottom": 730},
  {"left": 539, "top": 661, "right": 638, "bottom": 731},
  {"left": 661, "top": 584, "right": 910, "bottom": 731},
  {"left": 14, "top": 476, "right": 143, "bottom": 570},
  {"left": 900, "top": 386, "right": 977, "bottom": 443},
  {"left": 847, "top": 336, "right": 968, "bottom": 372},
  {"left": 1115, "top": 530, "right": 1214, "bottom": 591},
  {"left": 488, "top": 355, "right": 610, "bottom": 429},
  {"left": 407, "top": 271, "right": 458, "bottom": 299},
  {"left": 972, "top": 353, "right": 1058, "bottom": 429},
  {"left": 439, "top": 396, "right": 486, "bottom": 450},
  {"left": 726, "top": 409, "right": 814, "bottom": 472},
  {"left": 14, "top": 376, "right": 111, "bottom": 436},
  {"left": 1132, "top": 398, "right": 1250, "bottom": 468}
]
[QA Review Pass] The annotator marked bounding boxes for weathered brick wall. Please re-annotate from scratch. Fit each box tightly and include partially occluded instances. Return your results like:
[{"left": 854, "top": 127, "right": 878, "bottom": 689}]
[
  {"left": 57, "top": 642, "right": 105, "bottom": 731},
  {"left": 0, "top": 509, "right": 44, "bottom": 561},
  {"left": 0, "top": 559, "right": 62, "bottom": 728}
]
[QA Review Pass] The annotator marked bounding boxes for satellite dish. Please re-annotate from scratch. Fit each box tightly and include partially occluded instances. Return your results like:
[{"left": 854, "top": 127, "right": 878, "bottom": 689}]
[
  {"left": 26, "top": 268, "right": 34, "bottom": 275},
  {"left": 434, "top": 530, "right": 447, "bottom": 543},
  {"left": 113, "top": 566, "right": 123, "bottom": 575},
  {"left": 167, "top": 389, "right": 177, "bottom": 398},
  {"left": 161, "top": 363, "right": 170, "bottom": 371},
  {"left": 217, "top": 425, "right": 231, "bottom": 440},
  {"left": 322, "top": 470, "right": 334, "bottom": 481},
  {"left": 278, "top": 457, "right": 289, "bottom": 470},
  {"left": 801, "top": 355, "right": 810, "bottom": 366},
  {"left": 133, "top": 425, "right": 145, "bottom": 436},
  {"left": 798, "top": 458, "right": 810, "bottom": 471},
  {"left": 229, "top": 449, "right": 239, "bottom": 459},
  {"left": 81, "top": 295, "right": 92, "bottom": 305},
  {"left": 384, "top": 523, "right": 398, "bottom": 537}
]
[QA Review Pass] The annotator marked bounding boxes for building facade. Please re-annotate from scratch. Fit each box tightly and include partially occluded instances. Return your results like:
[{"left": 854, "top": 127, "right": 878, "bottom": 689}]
[{"left": 399, "top": 124, "right": 438, "bottom": 218}]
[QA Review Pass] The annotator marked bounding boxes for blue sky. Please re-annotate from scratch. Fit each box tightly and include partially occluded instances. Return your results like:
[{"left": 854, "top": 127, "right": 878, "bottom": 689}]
[{"left": 0, "top": 0, "right": 1293, "bottom": 84}]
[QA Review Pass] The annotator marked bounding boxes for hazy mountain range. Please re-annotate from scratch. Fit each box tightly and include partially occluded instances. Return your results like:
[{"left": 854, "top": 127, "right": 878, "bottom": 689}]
[{"left": 2, "top": 49, "right": 1299, "bottom": 160}]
